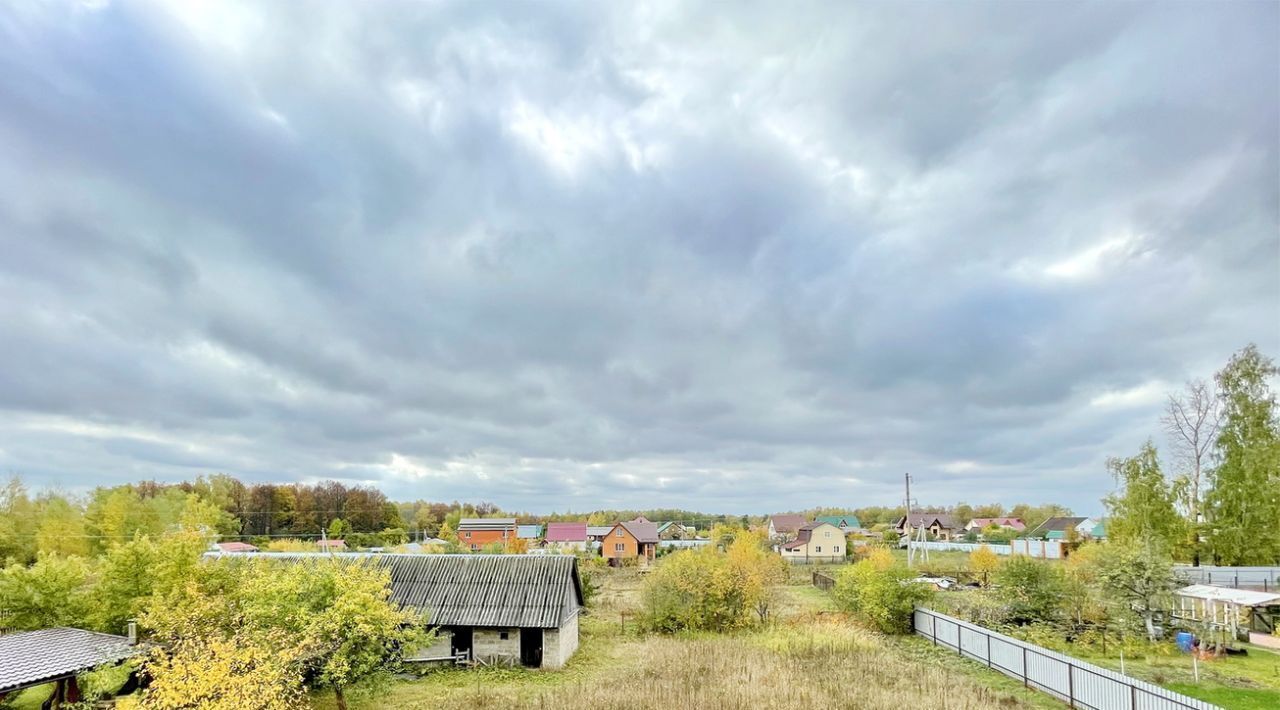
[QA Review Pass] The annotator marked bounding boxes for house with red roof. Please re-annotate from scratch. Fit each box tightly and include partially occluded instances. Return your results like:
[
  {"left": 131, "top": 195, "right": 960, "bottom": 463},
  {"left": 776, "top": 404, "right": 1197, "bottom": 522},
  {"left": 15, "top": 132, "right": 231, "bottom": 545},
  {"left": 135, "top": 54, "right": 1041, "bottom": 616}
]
[
  {"left": 544, "top": 522, "right": 589, "bottom": 552},
  {"left": 964, "top": 517, "right": 1026, "bottom": 533}
]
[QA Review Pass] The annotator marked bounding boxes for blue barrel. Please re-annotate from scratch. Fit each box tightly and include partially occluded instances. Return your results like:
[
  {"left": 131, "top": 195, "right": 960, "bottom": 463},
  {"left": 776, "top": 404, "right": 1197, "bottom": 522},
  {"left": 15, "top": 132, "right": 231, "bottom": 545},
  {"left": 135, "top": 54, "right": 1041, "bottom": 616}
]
[{"left": 1176, "top": 631, "right": 1195, "bottom": 653}]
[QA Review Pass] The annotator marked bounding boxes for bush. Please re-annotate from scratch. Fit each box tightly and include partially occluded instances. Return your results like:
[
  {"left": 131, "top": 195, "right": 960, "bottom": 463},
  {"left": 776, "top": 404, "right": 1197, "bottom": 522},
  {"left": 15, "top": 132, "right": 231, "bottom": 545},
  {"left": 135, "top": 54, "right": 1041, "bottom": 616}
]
[
  {"left": 833, "top": 553, "right": 933, "bottom": 634},
  {"left": 995, "top": 556, "right": 1064, "bottom": 625},
  {"left": 642, "top": 549, "right": 748, "bottom": 632}
]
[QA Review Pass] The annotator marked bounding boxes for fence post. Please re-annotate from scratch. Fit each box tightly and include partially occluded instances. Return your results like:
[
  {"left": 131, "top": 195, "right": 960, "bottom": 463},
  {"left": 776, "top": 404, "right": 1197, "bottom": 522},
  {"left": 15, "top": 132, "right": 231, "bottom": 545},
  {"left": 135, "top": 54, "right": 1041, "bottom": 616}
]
[
  {"left": 1131, "top": 684, "right": 1137, "bottom": 710},
  {"left": 985, "top": 631, "right": 992, "bottom": 668},
  {"left": 1022, "top": 647, "right": 1028, "bottom": 687},
  {"left": 1067, "top": 664, "right": 1075, "bottom": 708}
]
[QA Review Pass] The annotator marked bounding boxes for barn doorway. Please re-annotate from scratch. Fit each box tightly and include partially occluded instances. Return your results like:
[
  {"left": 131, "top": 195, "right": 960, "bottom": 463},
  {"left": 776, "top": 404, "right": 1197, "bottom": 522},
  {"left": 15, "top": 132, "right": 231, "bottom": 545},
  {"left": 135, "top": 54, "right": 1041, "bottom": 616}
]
[
  {"left": 451, "top": 627, "right": 473, "bottom": 661},
  {"left": 519, "top": 628, "right": 543, "bottom": 668}
]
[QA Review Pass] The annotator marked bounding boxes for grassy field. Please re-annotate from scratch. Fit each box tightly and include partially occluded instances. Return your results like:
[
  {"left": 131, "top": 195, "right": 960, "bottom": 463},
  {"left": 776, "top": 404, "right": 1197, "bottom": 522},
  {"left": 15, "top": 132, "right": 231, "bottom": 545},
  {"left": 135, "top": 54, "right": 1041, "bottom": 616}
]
[
  {"left": 312, "top": 566, "right": 1058, "bottom": 710},
  {"left": 1072, "top": 643, "right": 1280, "bottom": 710}
]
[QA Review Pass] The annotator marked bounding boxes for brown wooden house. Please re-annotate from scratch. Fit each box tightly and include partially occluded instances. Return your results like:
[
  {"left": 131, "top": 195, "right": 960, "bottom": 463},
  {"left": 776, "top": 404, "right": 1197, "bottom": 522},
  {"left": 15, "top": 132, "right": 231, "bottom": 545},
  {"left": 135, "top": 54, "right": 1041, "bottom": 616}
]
[{"left": 602, "top": 517, "right": 659, "bottom": 566}]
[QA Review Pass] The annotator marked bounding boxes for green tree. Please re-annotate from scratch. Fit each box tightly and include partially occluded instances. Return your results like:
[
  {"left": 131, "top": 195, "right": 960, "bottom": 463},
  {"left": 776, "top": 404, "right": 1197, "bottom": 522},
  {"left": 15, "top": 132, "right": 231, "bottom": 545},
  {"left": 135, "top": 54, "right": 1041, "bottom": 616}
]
[
  {"left": 90, "top": 534, "right": 159, "bottom": 634},
  {"left": 144, "top": 558, "right": 425, "bottom": 710},
  {"left": 995, "top": 556, "right": 1064, "bottom": 624},
  {"left": 0, "top": 553, "right": 93, "bottom": 629},
  {"left": 1103, "top": 441, "right": 1185, "bottom": 552},
  {"left": 833, "top": 550, "right": 933, "bottom": 634},
  {"left": 1205, "top": 345, "right": 1280, "bottom": 565},
  {"left": 35, "top": 494, "right": 90, "bottom": 557},
  {"left": 1096, "top": 540, "right": 1178, "bottom": 641},
  {"left": 0, "top": 477, "right": 37, "bottom": 564}
]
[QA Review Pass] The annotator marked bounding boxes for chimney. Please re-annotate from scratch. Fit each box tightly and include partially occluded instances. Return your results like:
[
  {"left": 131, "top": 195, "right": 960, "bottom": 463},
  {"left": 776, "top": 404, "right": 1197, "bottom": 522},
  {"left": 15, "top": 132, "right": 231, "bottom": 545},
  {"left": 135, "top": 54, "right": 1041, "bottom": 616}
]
[{"left": 127, "top": 620, "right": 138, "bottom": 646}]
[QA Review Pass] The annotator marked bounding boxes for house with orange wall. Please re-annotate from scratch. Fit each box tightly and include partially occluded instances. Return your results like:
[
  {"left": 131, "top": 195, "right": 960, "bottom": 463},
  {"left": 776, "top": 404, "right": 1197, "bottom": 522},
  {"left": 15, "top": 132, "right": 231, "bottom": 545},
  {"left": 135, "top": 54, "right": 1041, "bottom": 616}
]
[
  {"left": 601, "top": 517, "right": 659, "bottom": 566},
  {"left": 457, "top": 518, "right": 518, "bottom": 551}
]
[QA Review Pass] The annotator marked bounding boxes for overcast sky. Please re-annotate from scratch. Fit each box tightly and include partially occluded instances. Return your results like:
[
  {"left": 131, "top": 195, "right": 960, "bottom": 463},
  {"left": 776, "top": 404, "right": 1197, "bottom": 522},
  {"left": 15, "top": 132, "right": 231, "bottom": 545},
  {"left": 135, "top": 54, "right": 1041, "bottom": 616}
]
[{"left": 0, "top": 1, "right": 1276, "bottom": 515}]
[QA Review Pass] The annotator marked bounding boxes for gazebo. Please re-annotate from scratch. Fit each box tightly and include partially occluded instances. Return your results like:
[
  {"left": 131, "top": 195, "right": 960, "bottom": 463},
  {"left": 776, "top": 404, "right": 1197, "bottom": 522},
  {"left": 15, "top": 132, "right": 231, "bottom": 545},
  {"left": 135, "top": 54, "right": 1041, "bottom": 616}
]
[{"left": 0, "top": 627, "right": 145, "bottom": 708}]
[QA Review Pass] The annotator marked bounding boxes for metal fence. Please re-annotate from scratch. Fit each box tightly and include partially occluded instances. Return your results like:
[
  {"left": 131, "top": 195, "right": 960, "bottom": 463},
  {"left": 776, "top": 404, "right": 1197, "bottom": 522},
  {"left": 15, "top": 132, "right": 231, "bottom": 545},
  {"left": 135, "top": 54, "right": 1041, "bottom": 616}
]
[
  {"left": 904, "top": 539, "right": 1065, "bottom": 559},
  {"left": 912, "top": 607, "right": 1220, "bottom": 710},
  {"left": 1175, "top": 565, "right": 1280, "bottom": 592}
]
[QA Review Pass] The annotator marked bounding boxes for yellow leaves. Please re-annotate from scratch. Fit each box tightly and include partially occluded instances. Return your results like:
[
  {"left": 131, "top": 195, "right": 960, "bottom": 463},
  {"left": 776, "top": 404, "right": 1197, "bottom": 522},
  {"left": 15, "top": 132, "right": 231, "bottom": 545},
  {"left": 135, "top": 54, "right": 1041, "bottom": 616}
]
[
  {"left": 862, "top": 548, "right": 895, "bottom": 571},
  {"left": 138, "top": 634, "right": 305, "bottom": 710}
]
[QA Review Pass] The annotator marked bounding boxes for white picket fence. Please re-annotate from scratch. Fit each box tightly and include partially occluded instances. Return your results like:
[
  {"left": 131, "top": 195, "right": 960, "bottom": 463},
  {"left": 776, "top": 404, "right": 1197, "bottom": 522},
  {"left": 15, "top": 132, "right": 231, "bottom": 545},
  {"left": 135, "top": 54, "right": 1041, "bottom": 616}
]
[{"left": 912, "top": 607, "right": 1220, "bottom": 710}]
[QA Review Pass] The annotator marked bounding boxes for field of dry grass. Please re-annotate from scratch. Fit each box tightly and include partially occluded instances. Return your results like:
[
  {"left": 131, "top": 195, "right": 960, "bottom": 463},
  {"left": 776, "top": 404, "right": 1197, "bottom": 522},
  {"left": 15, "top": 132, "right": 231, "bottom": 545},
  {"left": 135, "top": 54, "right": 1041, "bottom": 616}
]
[{"left": 313, "top": 566, "right": 1059, "bottom": 710}]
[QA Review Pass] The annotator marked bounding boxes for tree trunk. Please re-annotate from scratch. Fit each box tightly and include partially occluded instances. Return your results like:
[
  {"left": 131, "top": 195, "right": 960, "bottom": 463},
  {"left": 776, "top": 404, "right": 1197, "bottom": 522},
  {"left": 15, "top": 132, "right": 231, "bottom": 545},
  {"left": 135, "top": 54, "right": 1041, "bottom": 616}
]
[
  {"left": 334, "top": 686, "right": 347, "bottom": 710},
  {"left": 1144, "top": 612, "right": 1157, "bottom": 642}
]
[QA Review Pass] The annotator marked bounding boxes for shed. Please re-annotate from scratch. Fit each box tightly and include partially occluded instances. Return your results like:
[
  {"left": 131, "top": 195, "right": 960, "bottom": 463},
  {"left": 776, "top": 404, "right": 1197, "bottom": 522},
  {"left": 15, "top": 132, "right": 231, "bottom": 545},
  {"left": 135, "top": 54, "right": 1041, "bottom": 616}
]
[
  {"left": 206, "top": 553, "right": 584, "bottom": 669},
  {"left": 1174, "top": 584, "right": 1280, "bottom": 639},
  {"left": 213, "top": 541, "right": 259, "bottom": 553},
  {"left": 0, "top": 628, "right": 144, "bottom": 705}
]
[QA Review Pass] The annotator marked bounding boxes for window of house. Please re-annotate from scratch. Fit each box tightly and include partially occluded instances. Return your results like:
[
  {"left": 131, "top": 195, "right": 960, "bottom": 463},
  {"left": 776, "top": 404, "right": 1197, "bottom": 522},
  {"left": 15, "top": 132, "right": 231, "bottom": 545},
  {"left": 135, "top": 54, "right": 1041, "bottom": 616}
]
[
  {"left": 499, "top": 631, "right": 509, "bottom": 640},
  {"left": 614, "top": 543, "right": 624, "bottom": 552},
  {"left": 825, "top": 531, "right": 831, "bottom": 537},
  {"left": 616, "top": 528, "right": 624, "bottom": 537},
  {"left": 834, "top": 546, "right": 841, "bottom": 553},
  {"left": 464, "top": 531, "right": 471, "bottom": 538},
  {"left": 815, "top": 546, "right": 822, "bottom": 552}
]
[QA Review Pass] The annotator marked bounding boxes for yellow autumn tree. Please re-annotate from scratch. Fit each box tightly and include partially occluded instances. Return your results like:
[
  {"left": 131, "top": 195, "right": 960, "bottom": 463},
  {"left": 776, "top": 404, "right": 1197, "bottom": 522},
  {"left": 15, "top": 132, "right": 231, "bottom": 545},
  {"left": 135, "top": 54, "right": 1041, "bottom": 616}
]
[
  {"left": 725, "top": 531, "right": 788, "bottom": 622},
  {"left": 968, "top": 545, "right": 1000, "bottom": 586},
  {"left": 138, "top": 633, "right": 304, "bottom": 710}
]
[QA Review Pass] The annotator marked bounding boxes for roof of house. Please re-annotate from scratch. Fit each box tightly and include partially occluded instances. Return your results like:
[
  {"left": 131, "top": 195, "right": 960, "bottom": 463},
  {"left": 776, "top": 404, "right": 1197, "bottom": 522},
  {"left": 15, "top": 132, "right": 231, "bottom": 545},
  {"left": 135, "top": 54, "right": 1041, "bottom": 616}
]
[
  {"left": 1176, "top": 584, "right": 1280, "bottom": 607},
  {"left": 545, "top": 522, "right": 588, "bottom": 542},
  {"left": 769, "top": 514, "right": 807, "bottom": 533},
  {"left": 317, "top": 539, "right": 346, "bottom": 548},
  {"left": 899, "top": 513, "right": 958, "bottom": 529},
  {"left": 616, "top": 518, "right": 660, "bottom": 543},
  {"left": 208, "top": 553, "right": 584, "bottom": 628},
  {"left": 0, "top": 628, "right": 144, "bottom": 694},
  {"left": 215, "top": 541, "right": 259, "bottom": 552},
  {"left": 656, "top": 522, "right": 684, "bottom": 533},
  {"left": 458, "top": 518, "right": 518, "bottom": 531},
  {"left": 968, "top": 518, "right": 1026, "bottom": 531},
  {"left": 815, "top": 515, "right": 861, "bottom": 528},
  {"left": 586, "top": 526, "right": 615, "bottom": 537},
  {"left": 1028, "top": 516, "right": 1088, "bottom": 537},
  {"left": 517, "top": 525, "right": 543, "bottom": 539}
]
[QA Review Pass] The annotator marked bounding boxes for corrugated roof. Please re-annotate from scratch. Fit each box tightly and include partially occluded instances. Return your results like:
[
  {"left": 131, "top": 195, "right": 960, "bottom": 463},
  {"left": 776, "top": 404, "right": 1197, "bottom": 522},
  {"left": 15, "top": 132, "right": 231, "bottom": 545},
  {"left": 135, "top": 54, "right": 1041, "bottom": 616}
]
[
  {"left": 458, "top": 518, "right": 517, "bottom": 531},
  {"left": 586, "top": 526, "right": 614, "bottom": 537},
  {"left": 815, "top": 515, "right": 861, "bottom": 528},
  {"left": 545, "top": 522, "right": 588, "bottom": 542},
  {"left": 206, "top": 553, "right": 582, "bottom": 628},
  {"left": 0, "top": 628, "right": 143, "bottom": 694},
  {"left": 1176, "top": 584, "right": 1280, "bottom": 607}
]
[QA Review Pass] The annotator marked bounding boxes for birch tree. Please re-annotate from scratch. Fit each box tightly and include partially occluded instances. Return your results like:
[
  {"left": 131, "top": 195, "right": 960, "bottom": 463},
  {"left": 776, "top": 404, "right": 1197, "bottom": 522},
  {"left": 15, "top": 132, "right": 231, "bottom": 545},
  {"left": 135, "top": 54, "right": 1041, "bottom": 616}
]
[{"left": 1162, "top": 379, "right": 1220, "bottom": 566}]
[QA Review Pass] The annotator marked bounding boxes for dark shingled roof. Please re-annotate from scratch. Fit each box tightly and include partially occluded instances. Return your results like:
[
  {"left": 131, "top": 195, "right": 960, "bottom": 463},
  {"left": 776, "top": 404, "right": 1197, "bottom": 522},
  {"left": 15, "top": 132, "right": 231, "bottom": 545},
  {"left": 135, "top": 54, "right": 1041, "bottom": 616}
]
[
  {"left": 204, "top": 553, "right": 583, "bottom": 629},
  {"left": 0, "top": 628, "right": 143, "bottom": 694}
]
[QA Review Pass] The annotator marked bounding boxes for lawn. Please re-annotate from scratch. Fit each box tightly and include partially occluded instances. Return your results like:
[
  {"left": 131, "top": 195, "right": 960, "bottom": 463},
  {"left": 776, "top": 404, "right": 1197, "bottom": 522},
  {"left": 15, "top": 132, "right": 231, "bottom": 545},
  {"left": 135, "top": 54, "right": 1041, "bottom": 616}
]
[
  {"left": 312, "top": 566, "right": 1058, "bottom": 710},
  {"left": 1073, "top": 643, "right": 1280, "bottom": 710}
]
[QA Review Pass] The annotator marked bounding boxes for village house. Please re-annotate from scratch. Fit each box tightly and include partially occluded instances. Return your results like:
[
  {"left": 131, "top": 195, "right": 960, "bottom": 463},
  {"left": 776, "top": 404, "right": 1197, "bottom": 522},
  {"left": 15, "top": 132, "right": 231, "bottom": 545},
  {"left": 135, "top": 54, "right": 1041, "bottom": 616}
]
[
  {"left": 602, "top": 517, "right": 659, "bottom": 566},
  {"left": 964, "top": 517, "right": 1025, "bottom": 533},
  {"left": 457, "top": 518, "right": 518, "bottom": 551},
  {"left": 516, "top": 524, "right": 543, "bottom": 541},
  {"left": 543, "top": 522, "right": 589, "bottom": 552},
  {"left": 767, "top": 514, "right": 807, "bottom": 541},
  {"left": 657, "top": 522, "right": 693, "bottom": 540},
  {"left": 894, "top": 513, "right": 959, "bottom": 540},
  {"left": 780, "top": 522, "right": 845, "bottom": 563},
  {"left": 316, "top": 539, "right": 347, "bottom": 552},
  {"left": 815, "top": 515, "right": 861, "bottom": 532},
  {"left": 1027, "top": 516, "right": 1102, "bottom": 541},
  {"left": 585, "top": 525, "right": 615, "bottom": 543}
]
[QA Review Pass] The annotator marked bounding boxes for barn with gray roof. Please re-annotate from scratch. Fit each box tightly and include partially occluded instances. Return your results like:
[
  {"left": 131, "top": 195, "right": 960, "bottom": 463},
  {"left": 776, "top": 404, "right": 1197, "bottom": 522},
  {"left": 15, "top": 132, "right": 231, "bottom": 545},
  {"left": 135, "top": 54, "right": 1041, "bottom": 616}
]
[{"left": 206, "top": 552, "right": 584, "bottom": 668}]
